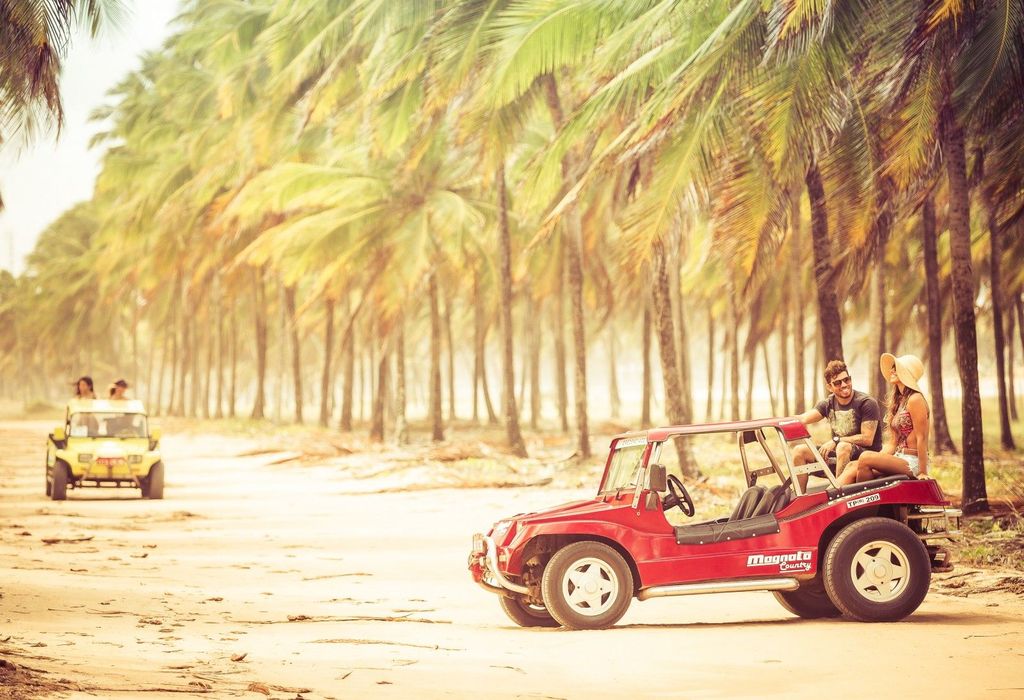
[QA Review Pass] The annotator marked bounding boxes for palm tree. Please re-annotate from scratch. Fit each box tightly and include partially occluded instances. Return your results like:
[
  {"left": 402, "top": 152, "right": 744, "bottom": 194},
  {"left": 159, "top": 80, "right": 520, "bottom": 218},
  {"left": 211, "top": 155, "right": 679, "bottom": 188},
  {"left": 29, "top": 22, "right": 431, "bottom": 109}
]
[{"left": 920, "top": 192, "right": 958, "bottom": 454}]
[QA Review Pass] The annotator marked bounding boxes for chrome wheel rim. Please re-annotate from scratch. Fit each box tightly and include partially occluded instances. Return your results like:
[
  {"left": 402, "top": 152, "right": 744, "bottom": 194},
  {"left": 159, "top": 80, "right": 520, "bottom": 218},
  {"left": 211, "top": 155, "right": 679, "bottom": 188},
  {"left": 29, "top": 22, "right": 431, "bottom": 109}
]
[
  {"left": 850, "top": 539, "right": 910, "bottom": 603},
  {"left": 561, "top": 557, "right": 618, "bottom": 617}
]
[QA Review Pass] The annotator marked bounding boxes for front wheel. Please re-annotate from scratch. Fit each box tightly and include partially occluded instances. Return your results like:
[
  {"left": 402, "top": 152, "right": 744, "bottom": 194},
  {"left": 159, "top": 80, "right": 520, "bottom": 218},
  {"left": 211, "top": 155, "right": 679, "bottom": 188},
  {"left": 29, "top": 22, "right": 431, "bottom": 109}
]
[
  {"left": 823, "top": 517, "right": 930, "bottom": 621},
  {"left": 499, "top": 595, "right": 559, "bottom": 628},
  {"left": 540, "top": 541, "right": 633, "bottom": 630},
  {"left": 51, "top": 462, "right": 68, "bottom": 501},
  {"left": 773, "top": 575, "right": 841, "bottom": 619},
  {"left": 144, "top": 462, "right": 165, "bottom": 500}
]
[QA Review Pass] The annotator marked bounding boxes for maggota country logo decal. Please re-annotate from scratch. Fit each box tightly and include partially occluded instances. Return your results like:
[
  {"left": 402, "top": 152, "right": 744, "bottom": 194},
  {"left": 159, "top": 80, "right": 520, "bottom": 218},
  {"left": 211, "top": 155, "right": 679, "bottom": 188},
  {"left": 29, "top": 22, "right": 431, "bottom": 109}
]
[
  {"left": 847, "top": 493, "right": 881, "bottom": 509},
  {"left": 746, "top": 551, "right": 812, "bottom": 573}
]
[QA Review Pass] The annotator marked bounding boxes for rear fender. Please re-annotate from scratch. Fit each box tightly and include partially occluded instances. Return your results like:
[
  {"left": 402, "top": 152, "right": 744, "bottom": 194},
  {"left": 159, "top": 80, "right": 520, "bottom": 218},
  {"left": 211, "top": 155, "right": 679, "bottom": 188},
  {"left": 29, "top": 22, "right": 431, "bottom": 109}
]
[{"left": 817, "top": 504, "right": 902, "bottom": 563}]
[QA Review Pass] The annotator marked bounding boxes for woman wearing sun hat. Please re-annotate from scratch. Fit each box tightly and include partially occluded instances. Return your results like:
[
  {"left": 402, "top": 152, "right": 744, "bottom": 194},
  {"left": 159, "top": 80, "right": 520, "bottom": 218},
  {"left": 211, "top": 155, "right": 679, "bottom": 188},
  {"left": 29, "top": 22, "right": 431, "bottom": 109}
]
[{"left": 837, "top": 353, "right": 930, "bottom": 484}]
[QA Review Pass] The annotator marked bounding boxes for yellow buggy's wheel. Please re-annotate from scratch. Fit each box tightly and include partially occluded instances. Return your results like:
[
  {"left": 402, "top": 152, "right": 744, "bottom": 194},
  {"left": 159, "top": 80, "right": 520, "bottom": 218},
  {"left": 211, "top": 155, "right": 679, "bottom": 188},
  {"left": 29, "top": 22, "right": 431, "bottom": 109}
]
[{"left": 51, "top": 461, "right": 69, "bottom": 501}]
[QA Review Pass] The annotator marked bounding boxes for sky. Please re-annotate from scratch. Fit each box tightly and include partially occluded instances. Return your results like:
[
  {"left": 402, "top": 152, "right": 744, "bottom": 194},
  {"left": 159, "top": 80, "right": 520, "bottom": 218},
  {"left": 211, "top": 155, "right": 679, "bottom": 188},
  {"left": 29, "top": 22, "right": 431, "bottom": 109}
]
[{"left": 0, "top": 0, "right": 182, "bottom": 274}]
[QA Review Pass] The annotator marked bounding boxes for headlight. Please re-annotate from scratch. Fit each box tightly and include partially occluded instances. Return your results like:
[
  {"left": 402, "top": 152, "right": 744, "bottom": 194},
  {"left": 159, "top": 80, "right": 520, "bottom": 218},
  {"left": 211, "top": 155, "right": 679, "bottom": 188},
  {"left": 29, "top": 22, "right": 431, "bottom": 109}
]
[
  {"left": 78, "top": 453, "right": 93, "bottom": 462},
  {"left": 128, "top": 455, "right": 143, "bottom": 463},
  {"left": 492, "top": 520, "right": 513, "bottom": 539}
]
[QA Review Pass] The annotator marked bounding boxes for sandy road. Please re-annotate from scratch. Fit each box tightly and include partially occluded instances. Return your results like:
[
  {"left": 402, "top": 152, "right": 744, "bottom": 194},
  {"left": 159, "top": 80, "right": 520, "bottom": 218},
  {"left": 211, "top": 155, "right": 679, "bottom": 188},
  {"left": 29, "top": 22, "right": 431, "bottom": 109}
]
[{"left": 1, "top": 419, "right": 1022, "bottom": 699}]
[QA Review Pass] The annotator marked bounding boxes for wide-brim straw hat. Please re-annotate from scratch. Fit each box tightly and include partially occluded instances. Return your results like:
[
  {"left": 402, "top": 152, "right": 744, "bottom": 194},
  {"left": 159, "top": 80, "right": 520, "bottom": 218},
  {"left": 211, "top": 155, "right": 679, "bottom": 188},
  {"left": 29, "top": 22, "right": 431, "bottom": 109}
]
[{"left": 880, "top": 353, "right": 924, "bottom": 393}]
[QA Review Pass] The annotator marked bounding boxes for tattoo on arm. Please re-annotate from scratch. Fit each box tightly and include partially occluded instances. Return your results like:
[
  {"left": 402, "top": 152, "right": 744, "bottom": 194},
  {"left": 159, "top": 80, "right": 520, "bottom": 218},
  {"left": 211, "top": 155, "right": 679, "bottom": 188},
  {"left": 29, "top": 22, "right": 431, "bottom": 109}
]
[{"left": 858, "top": 420, "right": 878, "bottom": 446}]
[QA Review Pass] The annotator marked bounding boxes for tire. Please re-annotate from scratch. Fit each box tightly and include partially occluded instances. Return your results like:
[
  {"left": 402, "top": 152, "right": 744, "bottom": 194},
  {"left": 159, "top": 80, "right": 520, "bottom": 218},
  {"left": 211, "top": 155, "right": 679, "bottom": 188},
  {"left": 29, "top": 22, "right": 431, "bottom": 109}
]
[
  {"left": 540, "top": 541, "right": 633, "bottom": 630},
  {"left": 145, "top": 462, "right": 165, "bottom": 500},
  {"left": 773, "top": 575, "right": 842, "bottom": 619},
  {"left": 51, "top": 462, "right": 68, "bottom": 501},
  {"left": 823, "top": 517, "right": 930, "bottom": 622},
  {"left": 499, "top": 595, "right": 559, "bottom": 628}
]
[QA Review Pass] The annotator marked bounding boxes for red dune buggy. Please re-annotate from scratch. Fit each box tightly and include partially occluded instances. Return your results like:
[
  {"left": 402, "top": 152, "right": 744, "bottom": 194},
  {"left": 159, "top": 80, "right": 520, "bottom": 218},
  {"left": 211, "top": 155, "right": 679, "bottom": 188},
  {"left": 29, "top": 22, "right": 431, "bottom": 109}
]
[{"left": 468, "top": 418, "right": 960, "bottom": 630}]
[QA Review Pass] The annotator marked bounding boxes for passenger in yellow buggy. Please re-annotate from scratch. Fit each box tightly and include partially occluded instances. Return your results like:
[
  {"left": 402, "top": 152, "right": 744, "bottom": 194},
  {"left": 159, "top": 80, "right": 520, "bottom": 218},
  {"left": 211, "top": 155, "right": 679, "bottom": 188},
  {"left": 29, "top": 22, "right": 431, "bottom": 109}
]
[{"left": 108, "top": 378, "right": 129, "bottom": 399}]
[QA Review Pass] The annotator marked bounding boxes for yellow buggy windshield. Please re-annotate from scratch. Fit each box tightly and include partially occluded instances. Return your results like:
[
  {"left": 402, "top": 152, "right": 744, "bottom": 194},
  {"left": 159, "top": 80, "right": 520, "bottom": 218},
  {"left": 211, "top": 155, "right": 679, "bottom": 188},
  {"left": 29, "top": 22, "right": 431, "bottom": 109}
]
[{"left": 69, "top": 412, "right": 148, "bottom": 439}]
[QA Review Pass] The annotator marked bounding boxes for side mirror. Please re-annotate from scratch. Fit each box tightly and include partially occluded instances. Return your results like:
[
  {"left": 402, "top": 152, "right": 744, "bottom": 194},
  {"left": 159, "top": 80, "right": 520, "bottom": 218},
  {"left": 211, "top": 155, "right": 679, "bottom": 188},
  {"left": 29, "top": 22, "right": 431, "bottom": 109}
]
[
  {"left": 53, "top": 426, "right": 66, "bottom": 441},
  {"left": 150, "top": 427, "right": 161, "bottom": 442},
  {"left": 648, "top": 463, "right": 667, "bottom": 492}
]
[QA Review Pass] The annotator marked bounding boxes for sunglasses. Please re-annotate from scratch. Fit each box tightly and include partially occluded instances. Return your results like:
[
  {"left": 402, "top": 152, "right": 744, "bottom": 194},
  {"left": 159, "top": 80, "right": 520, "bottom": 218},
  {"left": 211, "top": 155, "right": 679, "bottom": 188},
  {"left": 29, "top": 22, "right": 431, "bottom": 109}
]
[{"left": 831, "top": 376, "right": 852, "bottom": 388}]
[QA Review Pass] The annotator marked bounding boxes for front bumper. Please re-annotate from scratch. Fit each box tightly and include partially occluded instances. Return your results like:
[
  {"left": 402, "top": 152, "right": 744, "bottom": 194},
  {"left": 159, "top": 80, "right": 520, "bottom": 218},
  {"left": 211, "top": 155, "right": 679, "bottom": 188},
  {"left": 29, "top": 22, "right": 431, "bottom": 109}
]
[
  {"left": 468, "top": 534, "right": 528, "bottom": 595},
  {"left": 911, "top": 506, "right": 963, "bottom": 541}
]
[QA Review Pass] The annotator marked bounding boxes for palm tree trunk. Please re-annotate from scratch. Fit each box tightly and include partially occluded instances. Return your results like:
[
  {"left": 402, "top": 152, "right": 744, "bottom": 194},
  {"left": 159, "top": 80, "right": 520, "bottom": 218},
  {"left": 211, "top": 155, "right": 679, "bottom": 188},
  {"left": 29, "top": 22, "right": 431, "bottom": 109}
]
[
  {"left": 176, "top": 314, "right": 190, "bottom": 416},
  {"left": 1017, "top": 294, "right": 1024, "bottom": 386},
  {"left": 479, "top": 322, "right": 499, "bottom": 424},
  {"left": 472, "top": 272, "right": 499, "bottom": 425},
  {"left": 472, "top": 269, "right": 482, "bottom": 423},
  {"left": 608, "top": 326, "right": 620, "bottom": 420},
  {"left": 940, "top": 101, "right": 986, "bottom": 512},
  {"left": 652, "top": 241, "right": 695, "bottom": 475},
  {"left": 983, "top": 193, "right": 1015, "bottom": 448},
  {"left": 444, "top": 290, "right": 456, "bottom": 421},
  {"left": 190, "top": 314, "right": 200, "bottom": 417},
  {"left": 642, "top": 294, "right": 652, "bottom": 427},
  {"left": 805, "top": 160, "right": 844, "bottom": 363},
  {"left": 543, "top": 74, "right": 589, "bottom": 458},
  {"left": 780, "top": 306, "right": 790, "bottom": 416},
  {"left": 790, "top": 195, "right": 806, "bottom": 412},
  {"left": 131, "top": 305, "right": 139, "bottom": 390},
  {"left": 762, "top": 343, "right": 777, "bottom": 414},
  {"left": 730, "top": 290, "right": 740, "bottom": 421},
  {"left": 870, "top": 252, "right": 888, "bottom": 404},
  {"left": 282, "top": 285, "right": 302, "bottom": 423},
  {"left": 251, "top": 268, "right": 268, "bottom": 420},
  {"left": 744, "top": 348, "right": 755, "bottom": 421},
  {"left": 365, "top": 332, "right": 374, "bottom": 423},
  {"left": 319, "top": 298, "right": 335, "bottom": 428},
  {"left": 921, "top": 194, "right": 957, "bottom": 453},
  {"left": 146, "top": 323, "right": 155, "bottom": 409},
  {"left": 671, "top": 245, "right": 693, "bottom": 424},
  {"left": 429, "top": 267, "right": 445, "bottom": 442},
  {"left": 370, "top": 343, "right": 389, "bottom": 442},
  {"left": 497, "top": 162, "right": 527, "bottom": 456},
  {"left": 395, "top": 311, "right": 408, "bottom": 444},
  {"left": 1007, "top": 305, "right": 1018, "bottom": 421},
  {"left": 567, "top": 229, "right": 589, "bottom": 457},
  {"left": 156, "top": 313, "right": 170, "bottom": 416},
  {"left": 228, "top": 310, "right": 237, "bottom": 419},
  {"left": 555, "top": 239, "right": 569, "bottom": 432},
  {"left": 340, "top": 298, "right": 355, "bottom": 431},
  {"left": 812, "top": 328, "right": 822, "bottom": 407},
  {"left": 167, "top": 297, "right": 179, "bottom": 415},
  {"left": 214, "top": 282, "right": 224, "bottom": 419},
  {"left": 529, "top": 296, "right": 542, "bottom": 429},
  {"left": 202, "top": 318, "right": 213, "bottom": 419},
  {"left": 705, "top": 304, "right": 714, "bottom": 421}
]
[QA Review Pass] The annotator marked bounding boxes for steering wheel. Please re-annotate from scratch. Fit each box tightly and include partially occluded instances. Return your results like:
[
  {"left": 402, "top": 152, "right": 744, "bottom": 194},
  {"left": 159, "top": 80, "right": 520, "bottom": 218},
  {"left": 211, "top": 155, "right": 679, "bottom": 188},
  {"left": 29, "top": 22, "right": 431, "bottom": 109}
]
[{"left": 663, "top": 474, "right": 695, "bottom": 517}]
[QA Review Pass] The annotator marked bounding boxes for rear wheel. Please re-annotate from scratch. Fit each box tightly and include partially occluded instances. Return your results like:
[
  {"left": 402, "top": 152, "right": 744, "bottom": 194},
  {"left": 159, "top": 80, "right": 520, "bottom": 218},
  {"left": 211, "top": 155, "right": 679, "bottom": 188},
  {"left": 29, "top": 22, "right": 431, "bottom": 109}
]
[
  {"left": 824, "top": 517, "right": 930, "bottom": 621},
  {"left": 499, "top": 595, "right": 559, "bottom": 628},
  {"left": 773, "top": 575, "right": 841, "bottom": 619},
  {"left": 145, "top": 462, "right": 165, "bottom": 500},
  {"left": 540, "top": 541, "right": 633, "bottom": 630},
  {"left": 51, "top": 462, "right": 68, "bottom": 501}
]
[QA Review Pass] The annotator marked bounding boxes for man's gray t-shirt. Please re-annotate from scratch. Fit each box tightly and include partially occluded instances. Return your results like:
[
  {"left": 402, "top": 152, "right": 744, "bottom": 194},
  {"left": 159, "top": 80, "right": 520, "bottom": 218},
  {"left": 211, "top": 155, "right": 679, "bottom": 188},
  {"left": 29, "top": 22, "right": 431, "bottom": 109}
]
[{"left": 815, "top": 390, "right": 883, "bottom": 451}]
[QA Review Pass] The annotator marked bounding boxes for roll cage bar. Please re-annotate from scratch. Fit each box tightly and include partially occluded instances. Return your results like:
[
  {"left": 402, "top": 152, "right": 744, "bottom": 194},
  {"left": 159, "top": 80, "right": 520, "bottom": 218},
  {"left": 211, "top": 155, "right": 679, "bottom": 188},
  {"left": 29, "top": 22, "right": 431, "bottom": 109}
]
[{"left": 621, "top": 422, "right": 839, "bottom": 507}]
